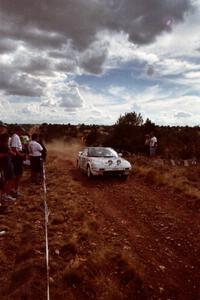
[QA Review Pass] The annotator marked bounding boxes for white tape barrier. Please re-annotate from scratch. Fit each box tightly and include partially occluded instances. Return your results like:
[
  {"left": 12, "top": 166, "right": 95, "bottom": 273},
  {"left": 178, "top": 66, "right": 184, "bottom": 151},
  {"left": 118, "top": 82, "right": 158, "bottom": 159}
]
[{"left": 42, "top": 164, "right": 50, "bottom": 300}]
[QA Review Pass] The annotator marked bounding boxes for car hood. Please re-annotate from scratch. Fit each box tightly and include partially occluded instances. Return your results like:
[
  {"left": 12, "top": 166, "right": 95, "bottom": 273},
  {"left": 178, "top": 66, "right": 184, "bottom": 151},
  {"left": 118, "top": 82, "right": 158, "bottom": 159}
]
[{"left": 90, "top": 157, "right": 131, "bottom": 167}]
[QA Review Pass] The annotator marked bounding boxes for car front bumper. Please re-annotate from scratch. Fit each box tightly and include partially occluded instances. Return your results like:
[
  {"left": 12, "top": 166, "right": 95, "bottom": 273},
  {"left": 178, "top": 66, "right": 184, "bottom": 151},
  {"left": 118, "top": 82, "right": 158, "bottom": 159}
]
[{"left": 91, "top": 167, "right": 130, "bottom": 176}]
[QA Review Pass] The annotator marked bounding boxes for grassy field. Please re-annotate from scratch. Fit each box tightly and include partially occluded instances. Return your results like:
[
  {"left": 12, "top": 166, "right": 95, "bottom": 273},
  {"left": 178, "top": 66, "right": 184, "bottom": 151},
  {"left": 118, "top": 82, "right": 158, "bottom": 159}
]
[{"left": 131, "top": 156, "right": 200, "bottom": 205}]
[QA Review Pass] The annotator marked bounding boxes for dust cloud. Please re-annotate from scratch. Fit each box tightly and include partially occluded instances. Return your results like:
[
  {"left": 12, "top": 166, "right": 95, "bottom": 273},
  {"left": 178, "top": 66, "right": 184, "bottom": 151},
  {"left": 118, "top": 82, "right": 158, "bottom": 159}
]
[{"left": 47, "top": 139, "right": 84, "bottom": 163}]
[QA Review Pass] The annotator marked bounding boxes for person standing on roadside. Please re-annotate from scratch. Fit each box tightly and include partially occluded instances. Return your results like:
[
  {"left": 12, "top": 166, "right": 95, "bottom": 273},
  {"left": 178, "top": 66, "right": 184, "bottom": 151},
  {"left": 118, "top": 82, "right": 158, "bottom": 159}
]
[
  {"left": 0, "top": 122, "right": 16, "bottom": 203},
  {"left": 38, "top": 134, "right": 47, "bottom": 162},
  {"left": 28, "top": 133, "right": 43, "bottom": 184},
  {"left": 38, "top": 134, "right": 47, "bottom": 180},
  {"left": 0, "top": 133, "right": 16, "bottom": 202},
  {"left": 10, "top": 126, "right": 26, "bottom": 196},
  {"left": 144, "top": 134, "right": 150, "bottom": 156},
  {"left": 149, "top": 132, "right": 158, "bottom": 157}
]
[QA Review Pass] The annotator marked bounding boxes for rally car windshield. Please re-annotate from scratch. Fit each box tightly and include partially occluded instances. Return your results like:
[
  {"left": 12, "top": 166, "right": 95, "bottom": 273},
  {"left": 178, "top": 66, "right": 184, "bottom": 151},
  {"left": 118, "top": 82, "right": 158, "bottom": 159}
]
[{"left": 88, "top": 147, "right": 118, "bottom": 158}]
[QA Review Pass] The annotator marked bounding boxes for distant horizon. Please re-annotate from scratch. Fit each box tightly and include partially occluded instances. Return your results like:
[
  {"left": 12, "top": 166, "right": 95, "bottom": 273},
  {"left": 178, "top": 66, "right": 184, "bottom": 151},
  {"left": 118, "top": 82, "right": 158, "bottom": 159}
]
[{"left": 2, "top": 120, "right": 200, "bottom": 128}]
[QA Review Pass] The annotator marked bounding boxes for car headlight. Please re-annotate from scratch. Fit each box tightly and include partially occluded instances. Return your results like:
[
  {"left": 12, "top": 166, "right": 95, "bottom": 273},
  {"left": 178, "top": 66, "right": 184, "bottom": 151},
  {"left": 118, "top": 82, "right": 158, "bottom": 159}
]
[{"left": 91, "top": 162, "right": 101, "bottom": 169}]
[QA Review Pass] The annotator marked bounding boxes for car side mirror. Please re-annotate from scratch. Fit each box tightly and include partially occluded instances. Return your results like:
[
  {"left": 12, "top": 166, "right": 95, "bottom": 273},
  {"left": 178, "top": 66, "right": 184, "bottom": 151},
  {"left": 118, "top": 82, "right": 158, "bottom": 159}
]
[{"left": 118, "top": 153, "right": 122, "bottom": 157}]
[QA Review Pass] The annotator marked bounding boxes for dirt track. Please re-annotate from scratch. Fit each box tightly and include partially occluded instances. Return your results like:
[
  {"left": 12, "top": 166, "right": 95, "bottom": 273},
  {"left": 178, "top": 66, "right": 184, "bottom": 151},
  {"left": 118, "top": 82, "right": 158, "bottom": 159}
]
[{"left": 0, "top": 151, "right": 200, "bottom": 299}]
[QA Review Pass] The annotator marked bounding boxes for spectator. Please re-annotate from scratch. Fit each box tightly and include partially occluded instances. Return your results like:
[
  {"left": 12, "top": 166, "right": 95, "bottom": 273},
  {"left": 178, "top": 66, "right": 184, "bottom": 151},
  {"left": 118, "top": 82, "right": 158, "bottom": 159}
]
[
  {"left": 21, "top": 132, "right": 30, "bottom": 154},
  {"left": 10, "top": 126, "right": 26, "bottom": 196},
  {"left": 0, "top": 123, "right": 16, "bottom": 202},
  {"left": 21, "top": 132, "right": 31, "bottom": 166},
  {"left": 37, "top": 134, "right": 47, "bottom": 180},
  {"left": 38, "top": 134, "right": 47, "bottom": 162},
  {"left": 144, "top": 134, "right": 150, "bottom": 156},
  {"left": 0, "top": 122, "right": 7, "bottom": 192},
  {"left": 149, "top": 132, "right": 158, "bottom": 157},
  {"left": 28, "top": 133, "right": 43, "bottom": 184}
]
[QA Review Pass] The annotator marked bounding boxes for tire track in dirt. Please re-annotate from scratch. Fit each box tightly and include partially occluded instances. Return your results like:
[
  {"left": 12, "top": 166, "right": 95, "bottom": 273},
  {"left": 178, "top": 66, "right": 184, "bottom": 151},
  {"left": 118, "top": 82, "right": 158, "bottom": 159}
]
[
  {"left": 70, "top": 166, "right": 200, "bottom": 300},
  {"left": 1, "top": 153, "right": 200, "bottom": 300}
]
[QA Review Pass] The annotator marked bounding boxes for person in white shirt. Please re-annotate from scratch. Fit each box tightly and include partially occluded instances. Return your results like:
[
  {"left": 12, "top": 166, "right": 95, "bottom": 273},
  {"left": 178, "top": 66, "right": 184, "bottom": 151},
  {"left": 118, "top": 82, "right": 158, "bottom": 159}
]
[
  {"left": 149, "top": 132, "right": 158, "bottom": 157},
  {"left": 10, "top": 126, "right": 26, "bottom": 196},
  {"left": 28, "top": 133, "right": 43, "bottom": 184}
]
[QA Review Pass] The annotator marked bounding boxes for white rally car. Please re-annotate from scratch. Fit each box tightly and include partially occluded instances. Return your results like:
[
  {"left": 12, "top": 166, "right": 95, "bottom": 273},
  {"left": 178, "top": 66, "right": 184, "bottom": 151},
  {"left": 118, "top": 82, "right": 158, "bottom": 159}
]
[{"left": 77, "top": 147, "right": 132, "bottom": 179}]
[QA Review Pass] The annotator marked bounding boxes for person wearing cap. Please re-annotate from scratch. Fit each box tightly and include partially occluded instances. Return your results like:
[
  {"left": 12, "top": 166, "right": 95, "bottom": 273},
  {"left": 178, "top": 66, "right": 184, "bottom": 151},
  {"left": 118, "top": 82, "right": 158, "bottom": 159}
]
[{"left": 10, "top": 126, "right": 26, "bottom": 196}]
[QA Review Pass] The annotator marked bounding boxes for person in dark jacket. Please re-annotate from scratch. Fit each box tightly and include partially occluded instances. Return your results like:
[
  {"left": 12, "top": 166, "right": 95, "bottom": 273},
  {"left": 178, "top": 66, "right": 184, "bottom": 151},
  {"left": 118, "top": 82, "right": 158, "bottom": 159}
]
[
  {"left": 28, "top": 133, "right": 43, "bottom": 184},
  {"left": 38, "top": 134, "right": 47, "bottom": 162},
  {"left": 10, "top": 126, "right": 26, "bottom": 196},
  {"left": 0, "top": 128, "right": 16, "bottom": 202}
]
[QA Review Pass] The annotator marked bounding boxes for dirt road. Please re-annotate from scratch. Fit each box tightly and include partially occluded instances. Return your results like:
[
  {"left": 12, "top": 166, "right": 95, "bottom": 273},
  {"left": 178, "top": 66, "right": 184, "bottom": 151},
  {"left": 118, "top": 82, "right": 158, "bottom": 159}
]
[{"left": 0, "top": 151, "right": 200, "bottom": 299}]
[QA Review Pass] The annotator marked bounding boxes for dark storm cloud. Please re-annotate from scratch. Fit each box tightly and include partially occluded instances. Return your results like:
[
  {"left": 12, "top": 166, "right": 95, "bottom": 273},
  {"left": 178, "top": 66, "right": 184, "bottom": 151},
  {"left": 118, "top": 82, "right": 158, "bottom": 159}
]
[
  {"left": 0, "top": 66, "right": 45, "bottom": 97},
  {"left": 48, "top": 50, "right": 67, "bottom": 59},
  {"left": 80, "top": 43, "right": 108, "bottom": 74},
  {"left": 0, "top": 0, "right": 192, "bottom": 49},
  {"left": 48, "top": 44, "right": 79, "bottom": 72},
  {"left": 0, "top": 38, "right": 18, "bottom": 53},
  {"left": 0, "top": 0, "right": 193, "bottom": 97},
  {"left": 104, "top": 0, "right": 192, "bottom": 44},
  {"left": 174, "top": 112, "right": 192, "bottom": 118},
  {"left": 6, "top": 75, "right": 45, "bottom": 97},
  {"left": 21, "top": 56, "right": 53, "bottom": 75},
  {"left": 0, "top": 24, "right": 65, "bottom": 51},
  {"left": 55, "top": 60, "right": 77, "bottom": 73},
  {"left": 0, "top": 1, "right": 101, "bottom": 50}
]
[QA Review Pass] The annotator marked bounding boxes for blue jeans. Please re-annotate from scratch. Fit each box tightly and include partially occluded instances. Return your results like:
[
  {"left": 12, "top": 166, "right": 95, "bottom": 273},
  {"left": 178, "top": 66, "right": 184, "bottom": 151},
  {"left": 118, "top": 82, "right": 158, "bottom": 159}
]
[{"left": 150, "top": 147, "right": 157, "bottom": 157}]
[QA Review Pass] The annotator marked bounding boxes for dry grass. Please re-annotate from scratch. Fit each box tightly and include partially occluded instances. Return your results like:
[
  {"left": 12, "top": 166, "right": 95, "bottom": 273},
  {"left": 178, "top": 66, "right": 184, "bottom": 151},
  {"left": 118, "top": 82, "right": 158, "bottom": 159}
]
[{"left": 132, "top": 157, "right": 200, "bottom": 202}]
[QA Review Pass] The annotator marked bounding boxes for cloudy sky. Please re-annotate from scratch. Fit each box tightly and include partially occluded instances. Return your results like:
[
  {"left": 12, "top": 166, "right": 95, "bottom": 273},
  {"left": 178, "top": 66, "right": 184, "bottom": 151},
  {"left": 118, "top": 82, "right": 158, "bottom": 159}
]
[{"left": 0, "top": 0, "right": 199, "bottom": 125}]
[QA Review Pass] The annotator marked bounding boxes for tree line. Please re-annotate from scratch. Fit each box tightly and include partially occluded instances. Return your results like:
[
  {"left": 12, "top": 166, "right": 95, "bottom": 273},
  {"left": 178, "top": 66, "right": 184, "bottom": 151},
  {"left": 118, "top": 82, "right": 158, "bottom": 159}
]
[
  {"left": 39, "top": 112, "right": 200, "bottom": 159},
  {"left": 3, "top": 112, "right": 200, "bottom": 159}
]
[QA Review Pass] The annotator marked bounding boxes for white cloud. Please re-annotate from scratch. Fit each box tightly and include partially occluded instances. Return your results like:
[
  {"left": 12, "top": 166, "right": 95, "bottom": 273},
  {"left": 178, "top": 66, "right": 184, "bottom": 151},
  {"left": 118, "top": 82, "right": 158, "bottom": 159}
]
[
  {"left": 0, "top": 0, "right": 199, "bottom": 126},
  {"left": 185, "top": 71, "right": 200, "bottom": 79}
]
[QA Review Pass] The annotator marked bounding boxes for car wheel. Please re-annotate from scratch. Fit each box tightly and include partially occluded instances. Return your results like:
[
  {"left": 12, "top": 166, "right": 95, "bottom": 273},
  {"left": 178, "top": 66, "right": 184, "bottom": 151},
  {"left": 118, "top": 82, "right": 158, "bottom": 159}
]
[
  {"left": 87, "top": 165, "right": 93, "bottom": 178},
  {"left": 77, "top": 160, "right": 80, "bottom": 169},
  {"left": 122, "top": 174, "right": 129, "bottom": 180}
]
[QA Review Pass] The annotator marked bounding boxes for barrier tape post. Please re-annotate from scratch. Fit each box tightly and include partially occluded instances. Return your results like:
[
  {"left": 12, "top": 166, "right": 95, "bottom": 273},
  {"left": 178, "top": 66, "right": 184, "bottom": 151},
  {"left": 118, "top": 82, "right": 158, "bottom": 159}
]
[{"left": 42, "top": 163, "right": 50, "bottom": 300}]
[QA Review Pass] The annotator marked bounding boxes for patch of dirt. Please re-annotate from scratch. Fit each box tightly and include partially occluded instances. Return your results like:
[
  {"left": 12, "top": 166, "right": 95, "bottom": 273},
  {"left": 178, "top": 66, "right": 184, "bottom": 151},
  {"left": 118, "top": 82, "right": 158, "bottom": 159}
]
[{"left": 0, "top": 149, "right": 200, "bottom": 299}]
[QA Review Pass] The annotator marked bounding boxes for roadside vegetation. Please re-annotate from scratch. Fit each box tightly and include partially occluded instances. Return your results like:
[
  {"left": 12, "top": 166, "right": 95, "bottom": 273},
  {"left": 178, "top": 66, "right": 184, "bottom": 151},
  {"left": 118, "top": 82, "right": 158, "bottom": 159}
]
[
  {"left": 3, "top": 111, "right": 200, "bottom": 159},
  {"left": 131, "top": 155, "right": 200, "bottom": 206},
  {"left": 36, "top": 112, "right": 200, "bottom": 159}
]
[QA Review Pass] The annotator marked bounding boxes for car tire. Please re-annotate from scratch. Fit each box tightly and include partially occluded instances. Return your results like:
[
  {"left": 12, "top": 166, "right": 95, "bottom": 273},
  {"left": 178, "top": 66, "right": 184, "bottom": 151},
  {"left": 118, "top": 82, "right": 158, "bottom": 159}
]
[
  {"left": 87, "top": 165, "right": 93, "bottom": 178},
  {"left": 122, "top": 174, "right": 129, "bottom": 180},
  {"left": 77, "top": 160, "right": 80, "bottom": 169}
]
